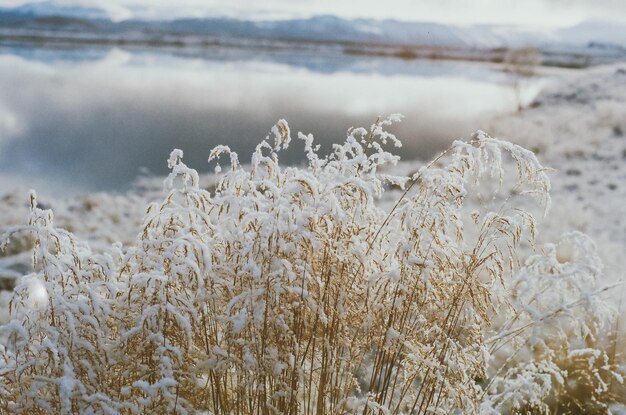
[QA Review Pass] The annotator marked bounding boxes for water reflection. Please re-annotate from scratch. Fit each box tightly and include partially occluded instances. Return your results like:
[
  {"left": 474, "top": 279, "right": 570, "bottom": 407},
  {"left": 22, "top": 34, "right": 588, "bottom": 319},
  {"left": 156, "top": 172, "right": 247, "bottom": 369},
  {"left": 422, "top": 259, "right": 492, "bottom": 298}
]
[{"left": 0, "top": 46, "right": 544, "bottom": 195}]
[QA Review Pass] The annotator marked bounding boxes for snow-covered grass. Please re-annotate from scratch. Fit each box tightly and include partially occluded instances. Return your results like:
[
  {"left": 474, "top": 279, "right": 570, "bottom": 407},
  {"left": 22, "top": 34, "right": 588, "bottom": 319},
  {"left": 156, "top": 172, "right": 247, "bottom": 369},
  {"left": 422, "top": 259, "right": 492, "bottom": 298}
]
[{"left": 0, "top": 110, "right": 623, "bottom": 414}]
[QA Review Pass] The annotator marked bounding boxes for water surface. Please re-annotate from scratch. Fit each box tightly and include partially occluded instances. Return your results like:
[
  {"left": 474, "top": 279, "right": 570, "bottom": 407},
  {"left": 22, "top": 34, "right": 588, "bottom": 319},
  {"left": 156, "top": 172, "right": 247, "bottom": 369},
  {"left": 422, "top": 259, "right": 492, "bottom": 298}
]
[{"left": 0, "top": 45, "right": 545, "bottom": 196}]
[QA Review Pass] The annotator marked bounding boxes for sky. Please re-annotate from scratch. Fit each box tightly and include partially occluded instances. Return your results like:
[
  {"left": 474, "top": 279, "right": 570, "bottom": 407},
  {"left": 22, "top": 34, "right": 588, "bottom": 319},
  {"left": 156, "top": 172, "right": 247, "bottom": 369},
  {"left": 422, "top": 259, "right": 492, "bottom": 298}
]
[{"left": 3, "top": 0, "right": 626, "bottom": 28}]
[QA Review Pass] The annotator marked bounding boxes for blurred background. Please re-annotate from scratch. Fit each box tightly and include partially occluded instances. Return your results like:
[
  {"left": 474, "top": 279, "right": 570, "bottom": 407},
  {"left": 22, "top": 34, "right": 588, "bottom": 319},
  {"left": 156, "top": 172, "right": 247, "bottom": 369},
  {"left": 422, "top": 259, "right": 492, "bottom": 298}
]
[{"left": 1, "top": 0, "right": 625, "bottom": 195}]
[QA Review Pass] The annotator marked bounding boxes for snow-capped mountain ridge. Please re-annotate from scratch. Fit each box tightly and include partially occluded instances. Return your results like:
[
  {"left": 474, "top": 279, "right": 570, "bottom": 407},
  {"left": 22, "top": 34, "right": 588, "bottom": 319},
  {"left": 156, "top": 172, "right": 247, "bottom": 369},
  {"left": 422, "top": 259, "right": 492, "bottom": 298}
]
[
  {"left": 1, "top": 3, "right": 625, "bottom": 51},
  {"left": 1, "top": 1, "right": 109, "bottom": 20}
]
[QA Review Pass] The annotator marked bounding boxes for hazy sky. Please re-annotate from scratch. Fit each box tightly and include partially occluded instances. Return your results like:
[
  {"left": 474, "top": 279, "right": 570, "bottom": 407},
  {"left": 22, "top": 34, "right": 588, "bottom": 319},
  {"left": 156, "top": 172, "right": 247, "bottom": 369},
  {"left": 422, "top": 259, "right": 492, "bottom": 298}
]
[{"left": 5, "top": 0, "right": 626, "bottom": 27}]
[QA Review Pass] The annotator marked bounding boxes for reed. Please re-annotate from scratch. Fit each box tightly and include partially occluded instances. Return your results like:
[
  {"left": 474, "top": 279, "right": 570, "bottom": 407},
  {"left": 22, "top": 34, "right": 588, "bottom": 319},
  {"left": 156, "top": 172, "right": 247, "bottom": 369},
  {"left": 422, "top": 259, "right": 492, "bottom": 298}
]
[{"left": 0, "top": 117, "right": 621, "bottom": 414}]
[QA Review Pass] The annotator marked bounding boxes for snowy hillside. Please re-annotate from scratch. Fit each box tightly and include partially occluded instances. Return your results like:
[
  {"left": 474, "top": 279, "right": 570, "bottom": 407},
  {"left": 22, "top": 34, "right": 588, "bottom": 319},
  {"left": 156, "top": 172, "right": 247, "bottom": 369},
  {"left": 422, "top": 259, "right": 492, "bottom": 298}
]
[{"left": 558, "top": 20, "right": 626, "bottom": 49}]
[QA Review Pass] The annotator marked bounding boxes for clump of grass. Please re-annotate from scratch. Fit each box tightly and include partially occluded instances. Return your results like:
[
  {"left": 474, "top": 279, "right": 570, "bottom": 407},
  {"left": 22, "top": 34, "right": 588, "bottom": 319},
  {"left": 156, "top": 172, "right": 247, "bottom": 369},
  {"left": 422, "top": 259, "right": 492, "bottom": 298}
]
[
  {"left": 0, "top": 116, "right": 622, "bottom": 413},
  {"left": 481, "top": 232, "right": 623, "bottom": 414}
]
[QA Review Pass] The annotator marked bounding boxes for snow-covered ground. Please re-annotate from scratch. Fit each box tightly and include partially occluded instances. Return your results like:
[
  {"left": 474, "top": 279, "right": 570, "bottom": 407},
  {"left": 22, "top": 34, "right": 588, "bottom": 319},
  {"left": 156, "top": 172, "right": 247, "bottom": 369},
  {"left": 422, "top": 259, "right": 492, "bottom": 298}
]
[{"left": 487, "top": 64, "right": 626, "bottom": 283}]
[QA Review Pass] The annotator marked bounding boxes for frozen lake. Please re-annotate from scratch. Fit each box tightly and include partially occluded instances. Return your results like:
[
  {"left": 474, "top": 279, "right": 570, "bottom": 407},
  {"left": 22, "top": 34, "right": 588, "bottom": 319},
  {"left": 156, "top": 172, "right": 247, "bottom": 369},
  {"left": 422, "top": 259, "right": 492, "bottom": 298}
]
[{"left": 0, "top": 45, "right": 547, "bottom": 195}]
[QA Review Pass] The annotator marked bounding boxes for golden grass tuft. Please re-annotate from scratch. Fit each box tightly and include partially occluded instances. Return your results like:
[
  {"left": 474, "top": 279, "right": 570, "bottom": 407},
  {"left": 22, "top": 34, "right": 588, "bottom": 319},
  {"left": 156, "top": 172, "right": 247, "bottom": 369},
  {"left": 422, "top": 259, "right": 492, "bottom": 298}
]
[{"left": 0, "top": 117, "right": 622, "bottom": 414}]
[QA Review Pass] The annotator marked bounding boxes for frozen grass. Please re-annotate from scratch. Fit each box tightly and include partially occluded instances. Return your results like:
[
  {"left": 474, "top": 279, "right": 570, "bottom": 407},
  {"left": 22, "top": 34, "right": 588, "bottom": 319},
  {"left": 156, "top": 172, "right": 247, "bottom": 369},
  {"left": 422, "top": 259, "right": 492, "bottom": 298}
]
[{"left": 0, "top": 116, "right": 624, "bottom": 414}]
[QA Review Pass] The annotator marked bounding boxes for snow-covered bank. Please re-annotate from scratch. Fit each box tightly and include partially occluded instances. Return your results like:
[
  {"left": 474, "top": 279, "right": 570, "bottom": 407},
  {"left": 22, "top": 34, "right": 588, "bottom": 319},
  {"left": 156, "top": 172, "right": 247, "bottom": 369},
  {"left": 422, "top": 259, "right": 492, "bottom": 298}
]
[{"left": 487, "top": 63, "right": 626, "bottom": 281}]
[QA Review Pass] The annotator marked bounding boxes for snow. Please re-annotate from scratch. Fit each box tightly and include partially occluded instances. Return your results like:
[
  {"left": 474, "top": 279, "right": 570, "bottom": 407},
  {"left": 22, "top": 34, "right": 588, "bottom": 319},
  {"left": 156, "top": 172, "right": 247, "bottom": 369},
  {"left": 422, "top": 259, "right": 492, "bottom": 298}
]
[
  {"left": 0, "top": 62, "right": 625, "bottom": 413},
  {"left": 487, "top": 63, "right": 626, "bottom": 281}
]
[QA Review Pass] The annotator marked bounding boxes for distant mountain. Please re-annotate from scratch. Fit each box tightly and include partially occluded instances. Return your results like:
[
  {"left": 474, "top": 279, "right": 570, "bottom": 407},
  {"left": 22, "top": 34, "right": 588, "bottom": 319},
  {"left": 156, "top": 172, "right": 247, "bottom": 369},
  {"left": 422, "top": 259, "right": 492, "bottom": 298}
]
[
  {"left": 1, "top": 1, "right": 109, "bottom": 20},
  {"left": 557, "top": 20, "right": 626, "bottom": 49},
  {"left": 154, "top": 15, "right": 486, "bottom": 48},
  {"left": 0, "top": 7, "right": 538, "bottom": 49},
  {"left": 1, "top": 3, "right": 625, "bottom": 56}
]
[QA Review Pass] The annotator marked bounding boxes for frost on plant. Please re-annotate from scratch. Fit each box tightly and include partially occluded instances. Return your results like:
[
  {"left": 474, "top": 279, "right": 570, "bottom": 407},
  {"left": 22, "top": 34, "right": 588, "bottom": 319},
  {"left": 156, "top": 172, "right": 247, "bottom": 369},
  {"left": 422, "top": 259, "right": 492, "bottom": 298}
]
[{"left": 0, "top": 117, "right": 621, "bottom": 414}]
